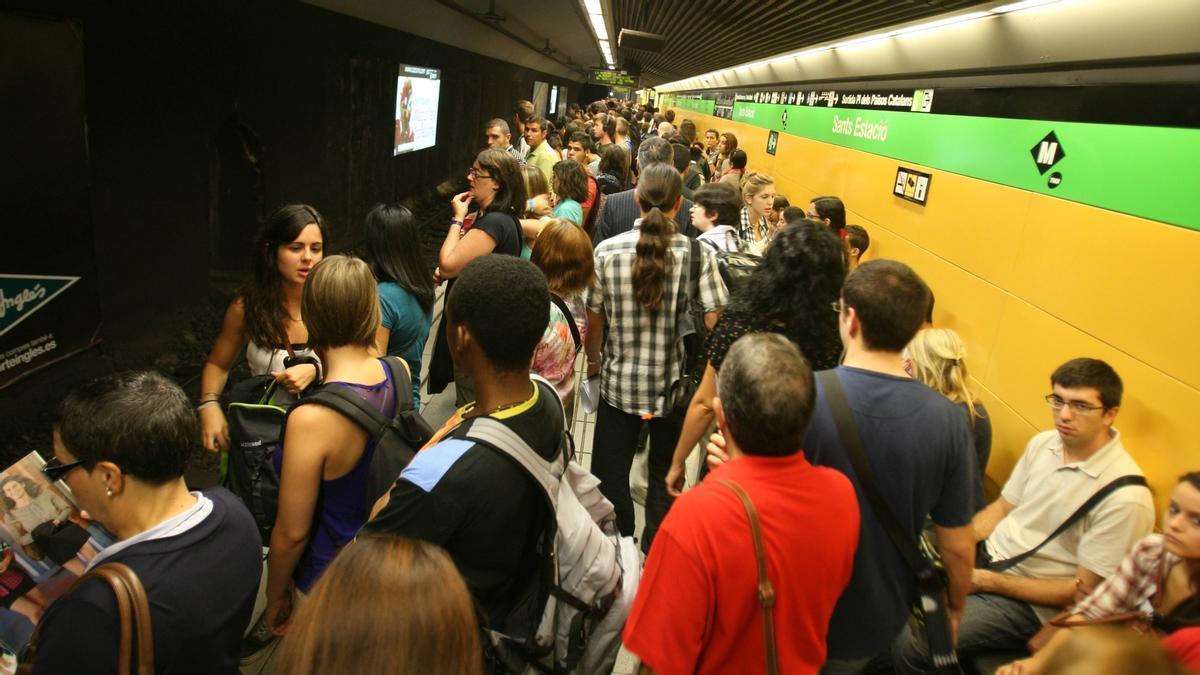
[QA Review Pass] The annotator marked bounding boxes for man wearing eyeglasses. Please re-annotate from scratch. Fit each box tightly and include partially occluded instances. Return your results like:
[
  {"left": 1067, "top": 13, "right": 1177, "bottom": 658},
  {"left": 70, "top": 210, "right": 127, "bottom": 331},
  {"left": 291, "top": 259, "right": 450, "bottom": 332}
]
[{"left": 894, "top": 358, "right": 1154, "bottom": 673}]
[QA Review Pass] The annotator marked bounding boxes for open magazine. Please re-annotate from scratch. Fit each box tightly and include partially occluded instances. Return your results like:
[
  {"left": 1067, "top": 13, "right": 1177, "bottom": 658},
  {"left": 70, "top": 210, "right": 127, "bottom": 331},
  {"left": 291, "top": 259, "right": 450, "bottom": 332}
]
[{"left": 0, "top": 451, "right": 114, "bottom": 661}]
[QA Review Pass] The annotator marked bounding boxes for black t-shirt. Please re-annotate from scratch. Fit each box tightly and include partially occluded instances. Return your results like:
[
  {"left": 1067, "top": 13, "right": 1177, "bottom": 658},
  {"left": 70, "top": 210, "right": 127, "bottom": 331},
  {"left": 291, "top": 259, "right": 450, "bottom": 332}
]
[
  {"left": 364, "top": 379, "right": 564, "bottom": 633},
  {"left": 33, "top": 488, "right": 261, "bottom": 675},
  {"left": 960, "top": 401, "right": 993, "bottom": 511},
  {"left": 471, "top": 210, "right": 522, "bottom": 257}
]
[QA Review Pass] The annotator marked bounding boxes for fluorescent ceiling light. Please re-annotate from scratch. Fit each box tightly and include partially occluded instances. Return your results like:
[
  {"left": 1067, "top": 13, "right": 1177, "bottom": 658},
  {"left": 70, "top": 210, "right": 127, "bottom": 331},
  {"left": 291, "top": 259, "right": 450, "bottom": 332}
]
[
  {"left": 991, "top": 0, "right": 1058, "bottom": 12},
  {"left": 889, "top": 11, "right": 989, "bottom": 36},
  {"left": 793, "top": 46, "right": 830, "bottom": 58},
  {"left": 830, "top": 33, "right": 890, "bottom": 49},
  {"left": 590, "top": 14, "right": 608, "bottom": 40},
  {"left": 584, "top": 0, "right": 602, "bottom": 13}
]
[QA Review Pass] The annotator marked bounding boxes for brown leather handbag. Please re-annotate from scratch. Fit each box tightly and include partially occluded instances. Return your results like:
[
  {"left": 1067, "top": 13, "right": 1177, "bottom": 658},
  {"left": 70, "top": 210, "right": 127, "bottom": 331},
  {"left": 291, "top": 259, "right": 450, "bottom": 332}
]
[
  {"left": 19, "top": 562, "right": 155, "bottom": 674},
  {"left": 719, "top": 479, "right": 779, "bottom": 675}
]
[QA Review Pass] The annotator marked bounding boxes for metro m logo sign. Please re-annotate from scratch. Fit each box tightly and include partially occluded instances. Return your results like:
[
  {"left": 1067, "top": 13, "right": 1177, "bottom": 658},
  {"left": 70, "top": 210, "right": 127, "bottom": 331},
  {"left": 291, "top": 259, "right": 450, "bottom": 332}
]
[{"left": 1031, "top": 131, "right": 1066, "bottom": 175}]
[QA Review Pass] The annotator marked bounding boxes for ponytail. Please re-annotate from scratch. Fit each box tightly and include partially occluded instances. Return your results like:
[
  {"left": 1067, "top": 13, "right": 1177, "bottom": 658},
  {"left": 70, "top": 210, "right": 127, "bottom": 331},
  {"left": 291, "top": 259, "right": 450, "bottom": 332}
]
[
  {"left": 631, "top": 164, "right": 683, "bottom": 311},
  {"left": 907, "top": 328, "right": 983, "bottom": 426},
  {"left": 632, "top": 205, "right": 674, "bottom": 310}
]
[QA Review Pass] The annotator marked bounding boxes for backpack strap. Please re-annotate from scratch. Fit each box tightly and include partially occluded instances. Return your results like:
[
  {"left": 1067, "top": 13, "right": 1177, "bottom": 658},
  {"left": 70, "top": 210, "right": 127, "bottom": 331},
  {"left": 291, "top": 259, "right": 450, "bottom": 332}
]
[
  {"left": 986, "top": 474, "right": 1149, "bottom": 572},
  {"left": 465, "top": 417, "right": 562, "bottom": 508},
  {"left": 550, "top": 295, "right": 582, "bottom": 352},
  {"left": 687, "top": 237, "right": 702, "bottom": 303},
  {"left": 296, "top": 357, "right": 417, "bottom": 443},
  {"left": 818, "top": 370, "right": 927, "bottom": 575}
]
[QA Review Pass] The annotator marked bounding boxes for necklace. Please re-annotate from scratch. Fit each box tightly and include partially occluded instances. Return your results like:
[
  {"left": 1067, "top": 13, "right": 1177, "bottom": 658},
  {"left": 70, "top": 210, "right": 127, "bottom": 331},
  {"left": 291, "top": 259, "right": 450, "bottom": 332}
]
[{"left": 465, "top": 399, "right": 526, "bottom": 420}]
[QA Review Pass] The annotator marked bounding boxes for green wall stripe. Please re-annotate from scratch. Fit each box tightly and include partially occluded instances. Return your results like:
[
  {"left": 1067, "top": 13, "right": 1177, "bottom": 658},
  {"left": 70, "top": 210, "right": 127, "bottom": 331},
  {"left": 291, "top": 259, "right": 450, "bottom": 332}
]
[
  {"left": 666, "top": 95, "right": 1200, "bottom": 231},
  {"left": 671, "top": 97, "right": 715, "bottom": 116}
]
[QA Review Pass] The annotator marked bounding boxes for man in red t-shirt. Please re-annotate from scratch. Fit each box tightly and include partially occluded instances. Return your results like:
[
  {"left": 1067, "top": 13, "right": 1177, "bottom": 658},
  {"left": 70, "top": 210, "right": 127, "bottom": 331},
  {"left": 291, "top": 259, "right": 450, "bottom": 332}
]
[{"left": 623, "top": 333, "right": 861, "bottom": 675}]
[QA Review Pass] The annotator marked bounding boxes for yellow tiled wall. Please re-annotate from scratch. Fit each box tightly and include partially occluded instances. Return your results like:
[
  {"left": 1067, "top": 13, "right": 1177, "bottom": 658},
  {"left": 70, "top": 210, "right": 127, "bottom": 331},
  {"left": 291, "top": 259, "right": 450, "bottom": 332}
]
[{"left": 673, "top": 108, "right": 1200, "bottom": 512}]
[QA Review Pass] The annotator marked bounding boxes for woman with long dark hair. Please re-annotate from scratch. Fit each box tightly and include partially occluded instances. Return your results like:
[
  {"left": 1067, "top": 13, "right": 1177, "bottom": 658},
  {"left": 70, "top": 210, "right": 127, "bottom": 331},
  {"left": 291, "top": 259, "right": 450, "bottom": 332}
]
[
  {"left": 998, "top": 472, "right": 1200, "bottom": 675},
  {"left": 276, "top": 535, "right": 481, "bottom": 675},
  {"left": 595, "top": 144, "right": 630, "bottom": 195},
  {"left": 362, "top": 204, "right": 433, "bottom": 408},
  {"left": 666, "top": 220, "right": 846, "bottom": 495},
  {"left": 711, "top": 131, "right": 738, "bottom": 181},
  {"left": 198, "top": 204, "right": 328, "bottom": 453},
  {"left": 585, "top": 163, "right": 728, "bottom": 553}
]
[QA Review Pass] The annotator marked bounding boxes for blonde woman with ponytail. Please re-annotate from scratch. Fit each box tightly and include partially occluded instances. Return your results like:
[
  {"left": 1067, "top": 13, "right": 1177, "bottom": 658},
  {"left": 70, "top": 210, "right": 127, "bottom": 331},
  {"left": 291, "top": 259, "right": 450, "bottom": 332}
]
[
  {"left": 739, "top": 173, "right": 776, "bottom": 255},
  {"left": 906, "top": 327, "right": 992, "bottom": 509},
  {"left": 585, "top": 162, "right": 728, "bottom": 554}
]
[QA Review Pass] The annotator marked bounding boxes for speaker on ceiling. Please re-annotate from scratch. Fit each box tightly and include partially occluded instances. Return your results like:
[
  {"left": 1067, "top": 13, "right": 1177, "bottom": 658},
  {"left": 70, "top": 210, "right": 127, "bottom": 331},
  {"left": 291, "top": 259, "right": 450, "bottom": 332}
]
[{"left": 618, "top": 29, "right": 665, "bottom": 53}]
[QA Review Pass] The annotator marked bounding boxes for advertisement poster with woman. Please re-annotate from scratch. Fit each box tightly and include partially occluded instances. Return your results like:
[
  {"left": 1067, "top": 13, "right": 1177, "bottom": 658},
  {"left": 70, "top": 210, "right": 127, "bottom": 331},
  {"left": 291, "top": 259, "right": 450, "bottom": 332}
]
[{"left": 393, "top": 64, "right": 441, "bottom": 155}]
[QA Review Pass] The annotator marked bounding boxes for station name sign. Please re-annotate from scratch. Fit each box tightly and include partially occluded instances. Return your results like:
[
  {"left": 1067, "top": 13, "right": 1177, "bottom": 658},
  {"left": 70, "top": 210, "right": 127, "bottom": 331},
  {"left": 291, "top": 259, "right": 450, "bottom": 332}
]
[
  {"left": 734, "top": 88, "right": 935, "bottom": 113},
  {"left": 589, "top": 69, "right": 638, "bottom": 88}
]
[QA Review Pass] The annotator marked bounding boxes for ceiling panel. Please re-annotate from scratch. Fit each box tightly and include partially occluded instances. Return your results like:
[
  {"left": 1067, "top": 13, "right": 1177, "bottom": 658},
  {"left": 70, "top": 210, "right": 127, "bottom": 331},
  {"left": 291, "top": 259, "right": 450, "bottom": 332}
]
[{"left": 609, "top": 0, "right": 993, "bottom": 86}]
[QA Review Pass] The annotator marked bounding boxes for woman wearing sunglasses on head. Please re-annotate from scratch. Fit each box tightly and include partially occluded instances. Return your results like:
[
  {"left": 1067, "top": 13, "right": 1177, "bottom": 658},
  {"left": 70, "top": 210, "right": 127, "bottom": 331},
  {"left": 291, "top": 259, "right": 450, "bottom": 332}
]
[{"left": 31, "top": 371, "right": 261, "bottom": 674}]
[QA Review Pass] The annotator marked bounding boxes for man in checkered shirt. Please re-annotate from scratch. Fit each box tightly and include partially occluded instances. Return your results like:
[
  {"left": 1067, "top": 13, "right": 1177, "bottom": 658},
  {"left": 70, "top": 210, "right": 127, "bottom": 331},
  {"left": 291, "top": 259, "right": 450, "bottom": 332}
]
[{"left": 584, "top": 162, "right": 727, "bottom": 555}]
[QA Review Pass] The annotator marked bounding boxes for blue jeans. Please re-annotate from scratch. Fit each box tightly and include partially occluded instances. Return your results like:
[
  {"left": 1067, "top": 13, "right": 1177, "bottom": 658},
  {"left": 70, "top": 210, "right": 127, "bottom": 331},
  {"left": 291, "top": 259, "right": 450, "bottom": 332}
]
[{"left": 892, "top": 593, "right": 1041, "bottom": 674}]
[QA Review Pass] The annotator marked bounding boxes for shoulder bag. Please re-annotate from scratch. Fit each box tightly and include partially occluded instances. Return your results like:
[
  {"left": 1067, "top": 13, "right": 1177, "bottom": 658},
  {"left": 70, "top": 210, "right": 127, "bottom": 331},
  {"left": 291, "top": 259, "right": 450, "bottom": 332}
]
[
  {"left": 19, "top": 562, "right": 154, "bottom": 674},
  {"left": 549, "top": 295, "right": 582, "bottom": 353},
  {"left": 718, "top": 479, "right": 778, "bottom": 675},
  {"left": 1027, "top": 522, "right": 1165, "bottom": 653},
  {"left": 981, "top": 474, "right": 1148, "bottom": 572},
  {"left": 818, "top": 369, "right": 959, "bottom": 669}
]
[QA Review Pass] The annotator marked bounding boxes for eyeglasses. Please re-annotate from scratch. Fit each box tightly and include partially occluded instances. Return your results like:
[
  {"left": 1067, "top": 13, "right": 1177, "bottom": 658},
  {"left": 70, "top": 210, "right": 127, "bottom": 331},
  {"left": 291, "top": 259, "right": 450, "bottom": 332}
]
[
  {"left": 468, "top": 167, "right": 494, "bottom": 181},
  {"left": 1044, "top": 394, "right": 1105, "bottom": 414},
  {"left": 42, "top": 456, "right": 87, "bottom": 483},
  {"left": 831, "top": 301, "right": 844, "bottom": 314}
]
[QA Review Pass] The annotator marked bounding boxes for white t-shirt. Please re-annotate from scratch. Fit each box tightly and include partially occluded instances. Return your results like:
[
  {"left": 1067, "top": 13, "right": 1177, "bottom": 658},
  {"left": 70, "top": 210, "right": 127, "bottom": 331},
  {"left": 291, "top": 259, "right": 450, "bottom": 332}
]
[
  {"left": 697, "top": 225, "right": 739, "bottom": 253},
  {"left": 985, "top": 428, "right": 1154, "bottom": 621}
]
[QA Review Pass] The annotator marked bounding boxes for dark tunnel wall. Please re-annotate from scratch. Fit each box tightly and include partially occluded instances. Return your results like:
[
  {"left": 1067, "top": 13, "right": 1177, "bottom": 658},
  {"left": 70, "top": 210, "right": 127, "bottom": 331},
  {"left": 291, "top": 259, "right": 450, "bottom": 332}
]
[{"left": 0, "top": 1, "right": 582, "bottom": 462}]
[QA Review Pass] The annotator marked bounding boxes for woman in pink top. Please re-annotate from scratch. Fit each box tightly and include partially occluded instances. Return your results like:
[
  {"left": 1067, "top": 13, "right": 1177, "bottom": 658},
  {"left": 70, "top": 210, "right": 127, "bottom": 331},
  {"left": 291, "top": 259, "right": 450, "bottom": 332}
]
[{"left": 529, "top": 220, "right": 594, "bottom": 410}]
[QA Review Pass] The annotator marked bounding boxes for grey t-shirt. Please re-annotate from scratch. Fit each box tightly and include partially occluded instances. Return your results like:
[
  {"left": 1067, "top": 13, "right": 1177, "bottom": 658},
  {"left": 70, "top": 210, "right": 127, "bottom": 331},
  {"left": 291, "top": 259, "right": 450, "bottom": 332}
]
[{"left": 803, "top": 366, "right": 976, "bottom": 659}]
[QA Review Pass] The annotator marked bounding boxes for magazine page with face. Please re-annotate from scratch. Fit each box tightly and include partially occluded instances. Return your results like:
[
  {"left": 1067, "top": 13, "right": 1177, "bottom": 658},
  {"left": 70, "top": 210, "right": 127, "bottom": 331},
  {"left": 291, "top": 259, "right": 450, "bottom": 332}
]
[{"left": 0, "top": 452, "right": 111, "bottom": 644}]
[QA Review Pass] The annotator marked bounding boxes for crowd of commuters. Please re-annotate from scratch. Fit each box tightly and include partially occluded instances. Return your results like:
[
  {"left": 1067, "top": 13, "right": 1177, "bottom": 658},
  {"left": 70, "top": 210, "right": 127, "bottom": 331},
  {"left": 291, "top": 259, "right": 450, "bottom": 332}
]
[{"left": 19, "top": 96, "right": 1198, "bottom": 675}]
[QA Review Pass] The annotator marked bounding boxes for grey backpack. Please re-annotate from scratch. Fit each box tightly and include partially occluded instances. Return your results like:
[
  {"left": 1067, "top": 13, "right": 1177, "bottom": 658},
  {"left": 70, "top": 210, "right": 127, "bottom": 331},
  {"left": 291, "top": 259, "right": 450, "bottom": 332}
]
[{"left": 467, "top": 378, "right": 640, "bottom": 675}]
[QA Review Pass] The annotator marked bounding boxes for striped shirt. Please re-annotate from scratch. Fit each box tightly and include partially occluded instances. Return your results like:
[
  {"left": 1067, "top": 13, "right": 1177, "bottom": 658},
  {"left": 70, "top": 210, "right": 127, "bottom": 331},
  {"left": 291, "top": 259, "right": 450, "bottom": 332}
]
[
  {"left": 588, "top": 222, "right": 728, "bottom": 416},
  {"left": 504, "top": 144, "right": 526, "bottom": 166}
]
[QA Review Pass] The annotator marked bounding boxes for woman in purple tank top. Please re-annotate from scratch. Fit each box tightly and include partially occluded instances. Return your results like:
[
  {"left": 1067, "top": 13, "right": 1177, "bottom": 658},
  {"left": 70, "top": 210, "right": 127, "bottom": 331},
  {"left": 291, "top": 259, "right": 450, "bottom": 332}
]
[{"left": 264, "top": 256, "right": 404, "bottom": 637}]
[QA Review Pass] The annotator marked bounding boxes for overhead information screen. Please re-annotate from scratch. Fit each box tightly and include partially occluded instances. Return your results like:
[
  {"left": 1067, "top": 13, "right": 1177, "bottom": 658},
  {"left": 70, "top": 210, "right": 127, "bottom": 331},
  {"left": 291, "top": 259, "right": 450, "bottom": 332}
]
[
  {"left": 589, "top": 69, "right": 637, "bottom": 88},
  {"left": 393, "top": 64, "right": 440, "bottom": 155}
]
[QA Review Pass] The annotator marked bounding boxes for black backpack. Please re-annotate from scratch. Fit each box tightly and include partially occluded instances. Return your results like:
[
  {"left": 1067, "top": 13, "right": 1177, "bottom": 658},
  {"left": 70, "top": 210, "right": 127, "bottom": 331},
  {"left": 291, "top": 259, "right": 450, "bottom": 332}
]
[
  {"left": 701, "top": 236, "right": 762, "bottom": 294},
  {"left": 226, "top": 357, "right": 432, "bottom": 544}
]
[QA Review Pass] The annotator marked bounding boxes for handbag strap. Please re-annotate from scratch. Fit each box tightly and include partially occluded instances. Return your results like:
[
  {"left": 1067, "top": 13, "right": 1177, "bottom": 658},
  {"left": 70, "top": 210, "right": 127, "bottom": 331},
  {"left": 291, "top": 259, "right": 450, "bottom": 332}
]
[
  {"left": 986, "top": 474, "right": 1148, "bottom": 572},
  {"left": 23, "top": 562, "right": 155, "bottom": 674},
  {"left": 817, "top": 370, "right": 926, "bottom": 575},
  {"left": 718, "top": 480, "right": 778, "bottom": 675},
  {"left": 549, "top": 294, "right": 582, "bottom": 352}
]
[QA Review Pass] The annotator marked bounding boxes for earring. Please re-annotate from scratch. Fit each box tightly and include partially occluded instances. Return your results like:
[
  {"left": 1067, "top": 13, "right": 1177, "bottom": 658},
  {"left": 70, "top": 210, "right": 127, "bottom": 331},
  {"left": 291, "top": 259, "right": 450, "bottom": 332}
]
[{"left": 106, "top": 488, "right": 113, "bottom": 497}]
